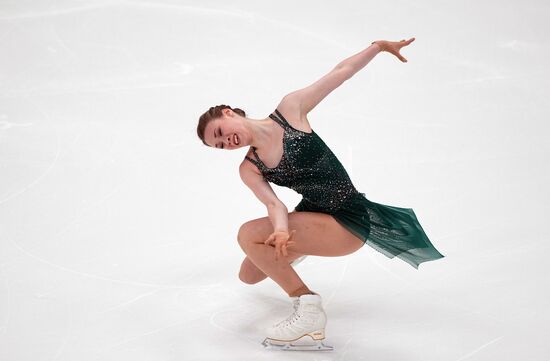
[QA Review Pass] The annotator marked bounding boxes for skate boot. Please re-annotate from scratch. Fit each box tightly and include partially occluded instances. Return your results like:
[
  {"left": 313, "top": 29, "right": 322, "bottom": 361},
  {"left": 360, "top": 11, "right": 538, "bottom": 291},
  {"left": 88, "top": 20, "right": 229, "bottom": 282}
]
[
  {"left": 262, "top": 293, "right": 334, "bottom": 351},
  {"left": 289, "top": 290, "right": 317, "bottom": 312},
  {"left": 290, "top": 296, "right": 299, "bottom": 312}
]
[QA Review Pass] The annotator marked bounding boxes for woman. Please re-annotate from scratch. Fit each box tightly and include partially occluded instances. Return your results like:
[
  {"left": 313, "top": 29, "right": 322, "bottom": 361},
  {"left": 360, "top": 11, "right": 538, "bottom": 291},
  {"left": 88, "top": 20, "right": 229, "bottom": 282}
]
[{"left": 196, "top": 38, "right": 445, "bottom": 351}]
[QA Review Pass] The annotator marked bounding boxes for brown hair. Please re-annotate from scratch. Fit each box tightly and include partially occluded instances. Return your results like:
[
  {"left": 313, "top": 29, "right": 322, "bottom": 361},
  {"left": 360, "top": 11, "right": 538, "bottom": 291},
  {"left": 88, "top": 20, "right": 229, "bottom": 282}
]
[{"left": 197, "top": 105, "right": 246, "bottom": 146}]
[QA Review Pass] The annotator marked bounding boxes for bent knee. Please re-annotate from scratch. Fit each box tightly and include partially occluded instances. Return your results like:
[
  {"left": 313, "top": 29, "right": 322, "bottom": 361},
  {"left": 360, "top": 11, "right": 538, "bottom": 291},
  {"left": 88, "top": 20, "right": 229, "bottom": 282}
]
[
  {"left": 238, "top": 268, "right": 266, "bottom": 284},
  {"left": 237, "top": 221, "right": 257, "bottom": 247},
  {"left": 238, "top": 256, "right": 267, "bottom": 284},
  {"left": 238, "top": 271, "right": 264, "bottom": 285}
]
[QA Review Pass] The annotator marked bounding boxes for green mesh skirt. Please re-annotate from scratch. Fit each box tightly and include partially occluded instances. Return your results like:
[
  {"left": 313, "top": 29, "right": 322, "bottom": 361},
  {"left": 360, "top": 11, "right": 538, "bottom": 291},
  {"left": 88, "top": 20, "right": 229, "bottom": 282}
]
[{"left": 294, "top": 192, "right": 445, "bottom": 269}]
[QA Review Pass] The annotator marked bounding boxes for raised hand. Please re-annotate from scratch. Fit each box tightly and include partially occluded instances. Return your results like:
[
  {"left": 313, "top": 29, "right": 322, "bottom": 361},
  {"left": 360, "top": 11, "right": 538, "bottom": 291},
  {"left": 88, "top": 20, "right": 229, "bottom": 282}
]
[
  {"left": 264, "top": 230, "right": 297, "bottom": 261},
  {"left": 372, "top": 37, "right": 415, "bottom": 62}
]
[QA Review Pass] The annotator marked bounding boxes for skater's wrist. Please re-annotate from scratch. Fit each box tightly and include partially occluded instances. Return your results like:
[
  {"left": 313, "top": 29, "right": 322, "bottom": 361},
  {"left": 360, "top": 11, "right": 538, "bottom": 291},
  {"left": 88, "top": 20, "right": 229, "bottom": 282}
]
[
  {"left": 371, "top": 41, "right": 385, "bottom": 52},
  {"left": 267, "top": 202, "right": 289, "bottom": 235}
]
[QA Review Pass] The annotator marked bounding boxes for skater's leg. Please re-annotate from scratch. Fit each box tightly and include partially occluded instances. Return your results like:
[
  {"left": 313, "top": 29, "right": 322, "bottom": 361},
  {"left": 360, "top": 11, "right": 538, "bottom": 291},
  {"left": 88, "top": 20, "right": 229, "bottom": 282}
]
[
  {"left": 239, "top": 252, "right": 305, "bottom": 285},
  {"left": 237, "top": 211, "right": 364, "bottom": 297}
]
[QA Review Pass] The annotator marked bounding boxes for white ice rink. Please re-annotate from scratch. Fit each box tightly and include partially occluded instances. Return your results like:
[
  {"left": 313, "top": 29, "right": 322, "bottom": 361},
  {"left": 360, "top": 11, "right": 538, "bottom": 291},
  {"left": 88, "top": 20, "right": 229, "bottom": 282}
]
[{"left": 1, "top": 0, "right": 549, "bottom": 360}]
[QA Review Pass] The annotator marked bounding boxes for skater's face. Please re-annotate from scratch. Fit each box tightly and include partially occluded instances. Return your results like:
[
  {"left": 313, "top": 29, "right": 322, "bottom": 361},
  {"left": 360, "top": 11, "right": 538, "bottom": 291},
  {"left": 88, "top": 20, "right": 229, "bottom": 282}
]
[{"left": 204, "top": 109, "right": 246, "bottom": 150}]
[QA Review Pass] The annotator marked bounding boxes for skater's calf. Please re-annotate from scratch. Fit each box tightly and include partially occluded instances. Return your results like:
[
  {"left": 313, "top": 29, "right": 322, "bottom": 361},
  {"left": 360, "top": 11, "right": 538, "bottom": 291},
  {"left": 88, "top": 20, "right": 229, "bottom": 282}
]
[{"left": 238, "top": 254, "right": 305, "bottom": 284}]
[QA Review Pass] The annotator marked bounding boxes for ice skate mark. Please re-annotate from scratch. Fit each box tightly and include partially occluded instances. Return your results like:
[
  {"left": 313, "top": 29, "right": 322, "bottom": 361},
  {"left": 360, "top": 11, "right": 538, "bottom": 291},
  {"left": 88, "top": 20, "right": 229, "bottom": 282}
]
[
  {"left": 95, "top": 282, "right": 224, "bottom": 317},
  {"left": 255, "top": 12, "right": 353, "bottom": 52},
  {"left": 94, "top": 289, "right": 163, "bottom": 316},
  {"left": 0, "top": 181, "right": 124, "bottom": 270},
  {"left": 207, "top": 286, "right": 262, "bottom": 340},
  {"left": 324, "top": 257, "right": 350, "bottom": 309},
  {"left": 441, "top": 56, "right": 509, "bottom": 86},
  {"left": 209, "top": 309, "right": 259, "bottom": 343},
  {"left": 431, "top": 231, "right": 549, "bottom": 286},
  {"left": 365, "top": 224, "right": 507, "bottom": 326},
  {"left": 128, "top": 0, "right": 353, "bottom": 52},
  {"left": 0, "top": 266, "right": 12, "bottom": 336},
  {"left": 0, "top": 121, "right": 59, "bottom": 206},
  {"left": 499, "top": 39, "right": 521, "bottom": 49},
  {"left": 70, "top": 123, "right": 88, "bottom": 145},
  {"left": 167, "top": 139, "right": 186, "bottom": 147},
  {"left": 0, "top": 24, "right": 15, "bottom": 44},
  {"left": 337, "top": 339, "right": 352, "bottom": 361},
  {"left": 7, "top": 238, "right": 200, "bottom": 289},
  {"left": 447, "top": 75, "right": 509, "bottom": 85},
  {"left": 0, "top": 120, "right": 33, "bottom": 130},
  {"left": 122, "top": 0, "right": 256, "bottom": 20},
  {"left": 382, "top": 260, "right": 505, "bottom": 326},
  {"left": 175, "top": 281, "right": 226, "bottom": 304},
  {"left": 76, "top": 33, "right": 143, "bottom": 71},
  {"left": 497, "top": 39, "right": 538, "bottom": 51},
  {"left": 454, "top": 336, "right": 503, "bottom": 361},
  {"left": 173, "top": 62, "right": 194, "bottom": 75},
  {"left": 0, "top": 1, "right": 120, "bottom": 20},
  {"left": 367, "top": 249, "right": 410, "bottom": 284},
  {"left": 50, "top": 301, "right": 74, "bottom": 361},
  {"left": 93, "top": 319, "right": 184, "bottom": 356},
  {"left": 51, "top": 20, "right": 80, "bottom": 61}
]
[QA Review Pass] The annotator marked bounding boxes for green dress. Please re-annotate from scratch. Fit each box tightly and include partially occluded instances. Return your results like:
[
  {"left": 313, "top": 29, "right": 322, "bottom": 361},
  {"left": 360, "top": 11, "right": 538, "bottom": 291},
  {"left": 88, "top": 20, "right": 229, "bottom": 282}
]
[{"left": 244, "top": 109, "right": 445, "bottom": 269}]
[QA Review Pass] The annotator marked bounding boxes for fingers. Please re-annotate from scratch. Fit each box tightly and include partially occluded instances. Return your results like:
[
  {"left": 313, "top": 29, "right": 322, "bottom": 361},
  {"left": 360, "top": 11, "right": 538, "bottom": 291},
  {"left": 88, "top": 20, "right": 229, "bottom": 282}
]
[
  {"left": 267, "top": 230, "right": 298, "bottom": 260},
  {"left": 395, "top": 38, "right": 413, "bottom": 63},
  {"left": 275, "top": 241, "right": 293, "bottom": 260},
  {"left": 397, "top": 38, "right": 415, "bottom": 48},
  {"left": 274, "top": 240, "right": 296, "bottom": 260},
  {"left": 275, "top": 244, "right": 286, "bottom": 260}
]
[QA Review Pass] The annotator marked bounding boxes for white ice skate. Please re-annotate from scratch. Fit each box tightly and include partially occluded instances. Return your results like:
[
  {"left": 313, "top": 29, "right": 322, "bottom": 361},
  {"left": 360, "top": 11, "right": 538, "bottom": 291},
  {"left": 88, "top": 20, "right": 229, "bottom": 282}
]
[
  {"left": 290, "top": 296, "right": 299, "bottom": 312},
  {"left": 261, "top": 293, "right": 334, "bottom": 351}
]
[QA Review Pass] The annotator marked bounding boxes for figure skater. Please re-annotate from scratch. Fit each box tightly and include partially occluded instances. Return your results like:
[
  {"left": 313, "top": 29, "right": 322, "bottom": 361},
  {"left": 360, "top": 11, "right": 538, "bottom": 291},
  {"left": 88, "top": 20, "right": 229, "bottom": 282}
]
[{"left": 196, "top": 38, "right": 445, "bottom": 351}]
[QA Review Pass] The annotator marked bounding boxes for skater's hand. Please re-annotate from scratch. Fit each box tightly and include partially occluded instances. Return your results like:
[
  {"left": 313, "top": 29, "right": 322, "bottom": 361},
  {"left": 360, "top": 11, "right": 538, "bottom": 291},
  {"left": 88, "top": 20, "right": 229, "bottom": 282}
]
[
  {"left": 372, "top": 37, "right": 415, "bottom": 62},
  {"left": 264, "top": 230, "right": 297, "bottom": 261}
]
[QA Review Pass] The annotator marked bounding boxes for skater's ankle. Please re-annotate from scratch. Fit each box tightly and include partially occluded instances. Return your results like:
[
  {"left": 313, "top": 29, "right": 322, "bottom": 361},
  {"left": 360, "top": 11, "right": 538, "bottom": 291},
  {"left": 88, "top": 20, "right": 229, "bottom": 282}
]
[{"left": 288, "top": 286, "right": 316, "bottom": 298}]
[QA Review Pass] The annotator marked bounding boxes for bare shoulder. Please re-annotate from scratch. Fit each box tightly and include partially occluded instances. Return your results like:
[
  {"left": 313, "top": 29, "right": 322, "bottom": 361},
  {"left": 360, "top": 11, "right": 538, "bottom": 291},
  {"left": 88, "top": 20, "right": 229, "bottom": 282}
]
[{"left": 276, "top": 95, "right": 313, "bottom": 133}]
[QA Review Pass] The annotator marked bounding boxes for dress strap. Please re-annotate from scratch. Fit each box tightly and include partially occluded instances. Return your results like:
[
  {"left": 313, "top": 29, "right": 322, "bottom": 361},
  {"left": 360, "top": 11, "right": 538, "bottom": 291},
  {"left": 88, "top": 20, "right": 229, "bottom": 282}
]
[
  {"left": 244, "top": 155, "right": 258, "bottom": 166},
  {"left": 244, "top": 147, "right": 266, "bottom": 170},
  {"left": 269, "top": 109, "right": 291, "bottom": 130},
  {"left": 269, "top": 114, "right": 288, "bottom": 130},
  {"left": 274, "top": 109, "right": 290, "bottom": 125}
]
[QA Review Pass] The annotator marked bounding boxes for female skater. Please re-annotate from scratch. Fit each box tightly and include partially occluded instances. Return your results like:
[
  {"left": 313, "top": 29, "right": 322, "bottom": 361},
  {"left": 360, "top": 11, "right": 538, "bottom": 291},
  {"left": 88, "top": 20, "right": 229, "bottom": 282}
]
[{"left": 196, "top": 38, "right": 445, "bottom": 351}]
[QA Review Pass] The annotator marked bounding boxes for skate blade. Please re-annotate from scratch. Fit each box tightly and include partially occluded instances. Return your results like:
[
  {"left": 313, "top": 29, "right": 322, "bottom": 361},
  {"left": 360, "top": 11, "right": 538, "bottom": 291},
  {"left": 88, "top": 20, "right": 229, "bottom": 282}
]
[{"left": 261, "top": 337, "right": 334, "bottom": 351}]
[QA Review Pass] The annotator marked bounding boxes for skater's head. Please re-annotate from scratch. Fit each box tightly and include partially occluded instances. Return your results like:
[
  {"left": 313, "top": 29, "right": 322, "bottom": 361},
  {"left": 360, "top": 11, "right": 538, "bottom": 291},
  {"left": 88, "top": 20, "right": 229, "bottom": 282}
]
[{"left": 197, "top": 105, "right": 248, "bottom": 150}]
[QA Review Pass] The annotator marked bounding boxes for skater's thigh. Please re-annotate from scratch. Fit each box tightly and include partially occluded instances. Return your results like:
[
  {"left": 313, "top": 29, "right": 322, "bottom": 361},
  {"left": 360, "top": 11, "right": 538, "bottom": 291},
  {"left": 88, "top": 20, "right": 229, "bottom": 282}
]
[{"left": 238, "top": 210, "right": 364, "bottom": 257}]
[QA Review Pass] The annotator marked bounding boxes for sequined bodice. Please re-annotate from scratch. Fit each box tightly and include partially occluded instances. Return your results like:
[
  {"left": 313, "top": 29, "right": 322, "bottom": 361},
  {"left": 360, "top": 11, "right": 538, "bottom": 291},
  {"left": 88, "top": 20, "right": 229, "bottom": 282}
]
[{"left": 244, "top": 109, "right": 360, "bottom": 213}]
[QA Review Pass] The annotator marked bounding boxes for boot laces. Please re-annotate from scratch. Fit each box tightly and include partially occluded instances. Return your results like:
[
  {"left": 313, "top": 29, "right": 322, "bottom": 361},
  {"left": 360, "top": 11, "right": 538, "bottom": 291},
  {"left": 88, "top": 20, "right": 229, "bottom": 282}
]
[{"left": 275, "top": 310, "right": 303, "bottom": 328}]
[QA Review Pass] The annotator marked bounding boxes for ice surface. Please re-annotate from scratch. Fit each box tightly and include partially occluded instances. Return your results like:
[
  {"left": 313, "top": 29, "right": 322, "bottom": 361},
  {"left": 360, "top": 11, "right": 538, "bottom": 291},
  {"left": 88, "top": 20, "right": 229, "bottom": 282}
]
[{"left": 1, "top": 0, "right": 549, "bottom": 360}]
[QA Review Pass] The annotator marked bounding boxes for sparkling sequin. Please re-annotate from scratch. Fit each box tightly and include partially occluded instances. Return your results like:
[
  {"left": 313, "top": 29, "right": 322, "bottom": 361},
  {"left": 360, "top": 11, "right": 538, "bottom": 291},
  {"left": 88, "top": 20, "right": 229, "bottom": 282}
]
[
  {"left": 244, "top": 109, "right": 445, "bottom": 269},
  {"left": 245, "top": 109, "right": 360, "bottom": 213}
]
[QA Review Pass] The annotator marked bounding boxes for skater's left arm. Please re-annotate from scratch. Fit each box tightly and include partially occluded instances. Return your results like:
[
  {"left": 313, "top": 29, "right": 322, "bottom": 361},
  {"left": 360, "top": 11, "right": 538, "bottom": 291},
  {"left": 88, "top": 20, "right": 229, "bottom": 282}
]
[{"left": 284, "top": 38, "right": 414, "bottom": 116}]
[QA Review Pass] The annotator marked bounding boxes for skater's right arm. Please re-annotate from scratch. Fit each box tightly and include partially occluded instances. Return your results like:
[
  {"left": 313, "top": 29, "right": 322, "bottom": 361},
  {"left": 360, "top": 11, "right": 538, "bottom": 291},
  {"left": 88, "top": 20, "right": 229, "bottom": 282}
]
[{"left": 239, "top": 161, "right": 289, "bottom": 232}]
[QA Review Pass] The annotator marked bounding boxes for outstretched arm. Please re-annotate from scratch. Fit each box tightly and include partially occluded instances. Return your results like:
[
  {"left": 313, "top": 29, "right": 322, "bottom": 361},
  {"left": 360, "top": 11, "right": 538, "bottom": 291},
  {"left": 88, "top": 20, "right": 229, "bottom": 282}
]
[
  {"left": 285, "top": 38, "right": 415, "bottom": 115},
  {"left": 338, "top": 38, "right": 415, "bottom": 79}
]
